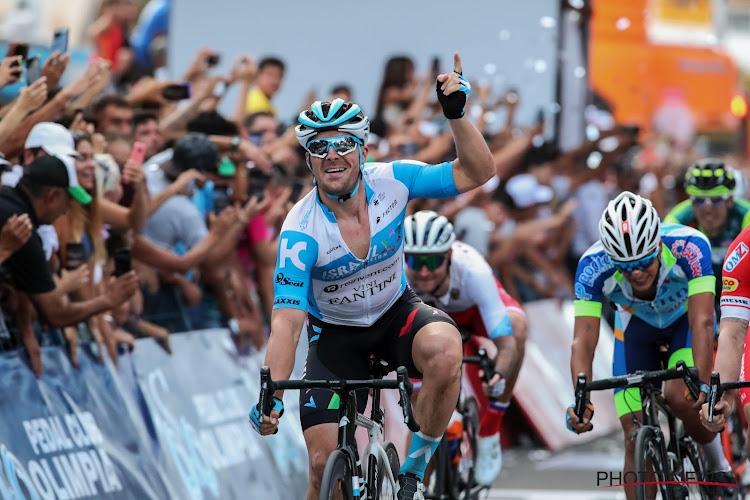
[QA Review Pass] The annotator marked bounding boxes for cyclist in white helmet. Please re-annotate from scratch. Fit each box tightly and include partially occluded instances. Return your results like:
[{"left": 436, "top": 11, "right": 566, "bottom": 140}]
[
  {"left": 403, "top": 210, "right": 527, "bottom": 487},
  {"left": 566, "top": 191, "right": 734, "bottom": 499},
  {"left": 250, "top": 53, "right": 495, "bottom": 500}
]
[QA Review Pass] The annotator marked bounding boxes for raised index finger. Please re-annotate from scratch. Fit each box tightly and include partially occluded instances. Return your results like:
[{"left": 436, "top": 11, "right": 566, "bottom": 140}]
[{"left": 453, "top": 52, "right": 462, "bottom": 74}]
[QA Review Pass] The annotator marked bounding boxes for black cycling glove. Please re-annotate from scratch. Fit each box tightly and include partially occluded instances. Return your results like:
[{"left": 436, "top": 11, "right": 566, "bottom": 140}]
[{"left": 436, "top": 72, "right": 471, "bottom": 119}]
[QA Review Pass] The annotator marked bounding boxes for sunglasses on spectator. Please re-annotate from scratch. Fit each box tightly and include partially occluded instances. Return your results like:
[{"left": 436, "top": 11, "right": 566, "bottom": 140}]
[
  {"left": 306, "top": 136, "right": 361, "bottom": 158},
  {"left": 611, "top": 247, "right": 660, "bottom": 273},
  {"left": 690, "top": 195, "right": 730, "bottom": 208},
  {"left": 405, "top": 254, "right": 447, "bottom": 271}
]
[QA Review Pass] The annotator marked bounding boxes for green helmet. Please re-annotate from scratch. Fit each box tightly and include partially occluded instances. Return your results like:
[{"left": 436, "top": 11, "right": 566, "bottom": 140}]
[{"left": 684, "top": 159, "right": 736, "bottom": 197}]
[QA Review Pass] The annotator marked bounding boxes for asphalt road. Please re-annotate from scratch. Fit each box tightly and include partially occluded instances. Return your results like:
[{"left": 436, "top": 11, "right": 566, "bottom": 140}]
[{"left": 485, "top": 432, "right": 626, "bottom": 500}]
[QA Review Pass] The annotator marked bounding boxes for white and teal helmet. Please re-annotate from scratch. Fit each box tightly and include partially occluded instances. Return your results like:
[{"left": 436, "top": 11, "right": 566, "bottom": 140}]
[{"left": 295, "top": 99, "right": 370, "bottom": 148}]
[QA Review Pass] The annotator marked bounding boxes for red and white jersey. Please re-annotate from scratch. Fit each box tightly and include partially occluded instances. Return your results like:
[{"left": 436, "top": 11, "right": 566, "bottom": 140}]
[{"left": 719, "top": 226, "right": 750, "bottom": 321}]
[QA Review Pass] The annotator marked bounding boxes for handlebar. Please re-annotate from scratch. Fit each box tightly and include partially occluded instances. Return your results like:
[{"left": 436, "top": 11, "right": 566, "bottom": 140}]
[
  {"left": 574, "top": 360, "right": 699, "bottom": 422},
  {"left": 463, "top": 347, "right": 500, "bottom": 402},
  {"left": 707, "top": 371, "right": 750, "bottom": 424},
  {"left": 258, "top": 365, "right": 421, "bottom": 433}
]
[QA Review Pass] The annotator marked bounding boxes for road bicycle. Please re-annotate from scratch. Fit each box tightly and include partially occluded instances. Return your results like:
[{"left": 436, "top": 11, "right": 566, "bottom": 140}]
[
  {"left": 258, "top": 358, "right": 420, "bottom": 500},
  {"left": 707, "top": 371, "right": 750, "bottom": 498},
  {"left": 424, "top": 348, "right": 494, "bottom": 500},
  {"left": 575, "top": 360, "right": 708, "bottom": 500}
]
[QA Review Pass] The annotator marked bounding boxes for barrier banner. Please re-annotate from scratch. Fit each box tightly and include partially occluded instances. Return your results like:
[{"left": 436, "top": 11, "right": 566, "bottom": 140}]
[
  {"left": 0, "top": 343, "right": 172, "bottom": 499},
  {"left": 131, "top": 330, "right": 307, "bottom": 500}
]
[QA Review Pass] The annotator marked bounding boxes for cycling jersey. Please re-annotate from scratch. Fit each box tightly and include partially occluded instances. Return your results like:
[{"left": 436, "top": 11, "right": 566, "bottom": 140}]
[
  {"left": 273, "top": 160, "right": 459, "bottom": 327},
  {"left": 409, "top": 241, "right": 513, "bottom": 339},
  {"left": 574, "top": 223, "right": 715, "bottom": 328},
  {"left": 664, "top": 198, "right": 750, "bottom": 305},
  {"left": 718, "top": 225, "right": 750, "bottom": 322}
]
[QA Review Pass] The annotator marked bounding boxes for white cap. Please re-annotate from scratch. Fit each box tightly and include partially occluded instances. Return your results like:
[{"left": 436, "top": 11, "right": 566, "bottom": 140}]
[
  {"left": 24, "top": 122, "right": 81, "bottom": 159},
  {"left": 506, "top": 174, "right": 553, "bottom": 209}
]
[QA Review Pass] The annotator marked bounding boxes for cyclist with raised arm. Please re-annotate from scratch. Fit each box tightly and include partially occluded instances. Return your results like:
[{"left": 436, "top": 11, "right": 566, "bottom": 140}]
[
  {"left": 249, "top": 53, "right": 495, "bottom": 500},
  {"left": 566, "top": 191, "right": 734, "bottom": 499},
  {"left": 664, "top": 159, "right": 750, "bottom": 316},
  {"left": 403, "top": 210, "right": 526, "bottom": 487}
]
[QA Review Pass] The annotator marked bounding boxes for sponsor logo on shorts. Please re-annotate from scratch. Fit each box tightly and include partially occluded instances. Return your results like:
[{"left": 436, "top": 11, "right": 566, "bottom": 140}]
[
  {"left": 723, "top": 277, "right": 739, "bottom": 292},
  {"left": 724, "top": 243, "right": 749, "bottom": 272}
]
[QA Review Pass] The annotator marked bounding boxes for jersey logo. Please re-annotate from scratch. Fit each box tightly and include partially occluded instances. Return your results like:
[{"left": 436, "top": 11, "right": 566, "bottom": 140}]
[
  {"left": 279, "top": 238, "right": 307, "bottom": 270},
  {"left": 724, "top": 242, "right": 749, "bottom": 272},
  {"left": 723, "top": 277, "right": 739, "bottom": 292}
]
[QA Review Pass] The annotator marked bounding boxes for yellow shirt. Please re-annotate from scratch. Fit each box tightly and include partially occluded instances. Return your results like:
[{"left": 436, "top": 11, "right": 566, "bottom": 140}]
[{"left": 245, "top": 86, "right": 276, "bottom": 116}]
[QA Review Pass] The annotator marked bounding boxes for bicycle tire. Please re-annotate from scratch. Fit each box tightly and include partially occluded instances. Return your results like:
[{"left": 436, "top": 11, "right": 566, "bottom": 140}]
[
  {"left": 372, "top": 441, "right": 400, "bottom": 499},
  {"left": 634, "top": 426, "right": 675, "bottom": 500},
  {"left": 457, "top": 397, "right": 479, "bottom": 500},
  {"left": 320, "top": 449, "right": 355, "bottom": 500},
  {"left": 677, "top": 436, "right": 709, "bottom": 500}
]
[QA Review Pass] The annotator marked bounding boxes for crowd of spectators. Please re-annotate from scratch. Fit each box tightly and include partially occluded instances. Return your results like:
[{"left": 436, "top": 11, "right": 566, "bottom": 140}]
[{"left": 0, "top": 0, "right": 743, "bottom": 378}]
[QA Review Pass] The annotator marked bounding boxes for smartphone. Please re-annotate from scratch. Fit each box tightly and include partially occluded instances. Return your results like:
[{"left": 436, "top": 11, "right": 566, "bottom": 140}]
[
  {"left": 130, "top": 141, "right": 146, "bottom": 164},
  {"left": 113, "top": 248, "right": 131, "bottom": 277},
  {"left": 161, "top": 83, "right": 191, "bottom": 101},
  {"left": 51, "top": 28, "right": 69, "bottom": 53},
  {"left": 213, "top": 80, "right": 227, "bottom": 98},
  {"left": 205, "top": 54, "right": 220, "bottom": 67},
  {"left": 65, "top": 242, "right": 85, "bottom": 270},
  {"left": 431, "top": 56, "right": 440, "bottom": 76},
  {"left": 211, "top": 185, "right": 233, "bottom": 214},
  {"left": 536, "top": 108, "right": 545, "bottom": 124},
  {"left": 6, "top": 42, "right": 29, "bottom": 67},
  {"left": 26, "top": 56, "right": 41, "bottom": 85}
]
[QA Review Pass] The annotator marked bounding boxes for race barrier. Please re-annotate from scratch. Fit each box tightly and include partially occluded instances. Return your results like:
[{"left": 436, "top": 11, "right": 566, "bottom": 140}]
[{"left": 0, "top": 329, "right": 309, "bottom": 499}]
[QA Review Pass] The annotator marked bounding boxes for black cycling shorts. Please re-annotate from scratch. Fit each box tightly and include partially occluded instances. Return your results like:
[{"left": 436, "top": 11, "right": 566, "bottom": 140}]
[{"left": 299, "top": 287, "right": 456, "bottom": 431}]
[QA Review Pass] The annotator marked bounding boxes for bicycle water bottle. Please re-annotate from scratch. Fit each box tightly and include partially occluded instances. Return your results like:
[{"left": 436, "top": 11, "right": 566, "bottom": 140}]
[{"left": 446, "top": 410, "right": 463, "bottom": 465}]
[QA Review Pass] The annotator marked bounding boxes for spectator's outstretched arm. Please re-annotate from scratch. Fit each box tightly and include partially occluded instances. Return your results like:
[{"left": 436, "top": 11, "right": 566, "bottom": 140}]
[
  {"left": 30, "top": 271, "right": 139, "bottom": 328},
  {"left": 492, "top": 129, "right": 536, "bottom": 180},
  {"left": 100, "top": 159, "right": 149, "bottom": 230},
  {"left": 202, "top": 197, "right": 271, "bottom": 264},
  {"left": 132, "top": 207, "right": 235, "bottom": 272},
  {"left": 0, "top": 79, "right": 48, "bottom": 150},
  {"left": 146, "top": 168, "right": 205, "bottom": 218},
  {"left": 0, "top": 214, "right": 33, "bottom": 265},
  {"left": 230, "top": 56, "right": 257, "bottom": 128},
  {"left": 438, "top": 53, "right": 494, "bottom": 192},
  {"left": 2, "top": 62, "right": 102, "bottom": 158}
]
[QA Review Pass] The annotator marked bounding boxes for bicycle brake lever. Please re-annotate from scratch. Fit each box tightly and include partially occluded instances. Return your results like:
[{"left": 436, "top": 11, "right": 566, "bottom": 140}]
[
  {"left": 574, "top": 373, "right": 587, "bottom": 422},
  {"left": 259, "top": 366, "right": 272, "bottom": 422},
  {"left": 677, "top": 362, "right": 700, "bottom": 401},
  {"left": 396, "top": 367, "right": 420, "bottom": 433},
  {"left": 708, "top": 371, "right": 721, "bottom": 424}
]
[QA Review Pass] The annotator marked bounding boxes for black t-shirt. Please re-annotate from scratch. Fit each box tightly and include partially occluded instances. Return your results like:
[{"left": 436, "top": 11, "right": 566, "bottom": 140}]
[{"left": 0, "top": 186, "right": 55, "bottom": 294}]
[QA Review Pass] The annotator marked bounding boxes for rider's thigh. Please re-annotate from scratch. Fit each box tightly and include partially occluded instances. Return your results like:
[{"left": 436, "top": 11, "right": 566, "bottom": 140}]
[{"left": 304, "top": 423, "right": 340, "bottom": 486}]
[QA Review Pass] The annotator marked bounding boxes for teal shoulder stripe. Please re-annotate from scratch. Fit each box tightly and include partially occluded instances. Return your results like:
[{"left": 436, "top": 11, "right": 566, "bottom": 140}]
[{"left": 664, "top": 199, "right": 694, "bottom": 224}]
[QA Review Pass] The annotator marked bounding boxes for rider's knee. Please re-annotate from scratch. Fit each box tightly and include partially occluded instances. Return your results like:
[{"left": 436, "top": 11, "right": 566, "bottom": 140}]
[
  {"left": 418, "top": 326, "right": 462, "bottom": 376},
  {"left": 308, "top": 447, "right": 330, "bottom": 487}
]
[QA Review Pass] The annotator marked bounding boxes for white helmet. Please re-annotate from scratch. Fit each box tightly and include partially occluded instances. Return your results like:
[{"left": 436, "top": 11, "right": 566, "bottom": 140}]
[
  {"left": 404, "top": 211, "right": 456, "bottom": 254},
  {"left": 295, "top": 99, "right": 370, "bottom": 148},
  {"left": 598, "top": 191, "right": 661, "bottom": 262}
]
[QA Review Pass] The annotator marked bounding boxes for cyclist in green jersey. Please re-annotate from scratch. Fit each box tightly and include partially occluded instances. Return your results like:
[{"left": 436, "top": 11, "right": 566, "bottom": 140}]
[{"left": 664, "top": 159, "right": 750, "bottom": 315}]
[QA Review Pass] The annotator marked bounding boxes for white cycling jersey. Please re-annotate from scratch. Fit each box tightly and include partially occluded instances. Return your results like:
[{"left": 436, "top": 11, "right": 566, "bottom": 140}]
[
  {"left": 408, "top": 241, "right": 512, "bottom": 339},
  {"left": 273, "top": 160, "right": 459, "bottom": 327}
]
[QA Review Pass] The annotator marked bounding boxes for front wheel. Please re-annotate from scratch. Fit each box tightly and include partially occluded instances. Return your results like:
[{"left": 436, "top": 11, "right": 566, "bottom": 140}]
[
  {"left": 634, "top": 426, "right": 675, "bottom": 500},
  {"left": 677, "top": 436, "right": 708, "bottom": 499},
  {"left": 320, "top": 449, "right": 355, "bottom": 500},
  {"left": 372, "top": 441, "right": 401, "bottom": 499}
]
